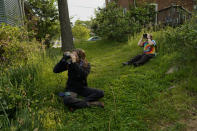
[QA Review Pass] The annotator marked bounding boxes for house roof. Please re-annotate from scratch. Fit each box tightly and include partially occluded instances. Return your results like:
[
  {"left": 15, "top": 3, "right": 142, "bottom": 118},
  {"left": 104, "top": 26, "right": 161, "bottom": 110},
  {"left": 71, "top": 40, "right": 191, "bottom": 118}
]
[{"left": 158, "top": 4, "right": 192, "bottom": 15}]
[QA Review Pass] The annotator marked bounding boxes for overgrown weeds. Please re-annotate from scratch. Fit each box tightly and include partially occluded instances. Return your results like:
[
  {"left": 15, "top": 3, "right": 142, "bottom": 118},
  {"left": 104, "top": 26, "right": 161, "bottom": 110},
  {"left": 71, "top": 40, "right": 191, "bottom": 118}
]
[{"left": 0, "top": 16, "right": 197, "bottom": 130}]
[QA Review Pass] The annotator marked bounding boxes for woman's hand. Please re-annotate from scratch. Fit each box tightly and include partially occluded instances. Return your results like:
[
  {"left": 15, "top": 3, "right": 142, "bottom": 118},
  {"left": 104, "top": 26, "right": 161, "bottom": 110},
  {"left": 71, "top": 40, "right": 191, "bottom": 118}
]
[
  {"left": 70, "top": 51, "right": 78, "bottom": 63},
  {"left": 138, "top": 37, "right": 144, "bottom": 46},
  {"left": 147, "top": 34, "right": 151, "bottom": 39},
  {"left": 147, "top": 34, "right": 155, "bottom": 45}
]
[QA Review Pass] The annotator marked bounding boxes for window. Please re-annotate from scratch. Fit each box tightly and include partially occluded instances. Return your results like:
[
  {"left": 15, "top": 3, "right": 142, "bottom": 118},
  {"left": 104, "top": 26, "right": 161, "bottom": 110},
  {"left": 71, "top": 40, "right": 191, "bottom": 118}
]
[
  {"left": 194, "top": 5, "right": 197, "bottom": 10},
  {"left": 123, "top": 8, "right": 127, "bottom": 15}
]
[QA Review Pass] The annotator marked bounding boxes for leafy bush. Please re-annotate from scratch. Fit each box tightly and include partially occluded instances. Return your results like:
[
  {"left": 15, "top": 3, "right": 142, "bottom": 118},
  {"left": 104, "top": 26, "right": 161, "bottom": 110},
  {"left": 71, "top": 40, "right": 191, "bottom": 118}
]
[
  {"left": 26, "top": 0, "right": 60, "bottom": 46},
  {"left": 72, "top": 24, "right": 90, "bottom": 41},
  {"left": 91, "top": 2, "right": 156, "bottom": 41},
  {"left": 0, "top": 24, "right": 41, "bottom": 67},
  {"left": 155, "top": 15, "right": 197, "bottom": 59},
  {"left": 0, "top": 24, "right": 43, "bottom": 129}
]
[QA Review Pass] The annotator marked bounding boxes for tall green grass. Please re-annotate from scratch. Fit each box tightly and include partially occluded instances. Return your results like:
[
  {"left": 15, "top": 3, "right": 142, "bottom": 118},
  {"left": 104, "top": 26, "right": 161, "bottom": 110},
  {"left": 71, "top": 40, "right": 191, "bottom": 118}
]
[
  {"left": 1, "top": 40, "right": 196, "bottom": 130},
  {"left": 1, "top": 18, "right": 197, "bottom": 130}
]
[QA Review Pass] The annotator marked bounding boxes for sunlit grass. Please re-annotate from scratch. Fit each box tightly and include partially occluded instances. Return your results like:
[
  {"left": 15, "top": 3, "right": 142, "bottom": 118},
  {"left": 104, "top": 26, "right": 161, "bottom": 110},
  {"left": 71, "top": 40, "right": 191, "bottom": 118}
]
[{"left": 1, "top": 36, "right": 197, "bottom": 130}]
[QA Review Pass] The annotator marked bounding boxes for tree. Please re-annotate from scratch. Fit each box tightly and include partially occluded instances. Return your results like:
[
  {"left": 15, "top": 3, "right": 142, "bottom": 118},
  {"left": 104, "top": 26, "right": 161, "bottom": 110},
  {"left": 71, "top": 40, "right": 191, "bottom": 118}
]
[
  {"left": 75, "top": 20, "right": 92, "bottom": 29},
  {"left": 72, "top": 24, "right": 90, "bottom": 41},
  {"left": 26, "top": 0, "right": 60, "bottom": 47},
  {"left": 57, "top": 0, "right": 74, "bottom": 51},
  {"left": 91, "top": 2, "right": 156, "bottom": 41},
  {"left": 92, "top": 2, "right": 137, "bottom": 41}
]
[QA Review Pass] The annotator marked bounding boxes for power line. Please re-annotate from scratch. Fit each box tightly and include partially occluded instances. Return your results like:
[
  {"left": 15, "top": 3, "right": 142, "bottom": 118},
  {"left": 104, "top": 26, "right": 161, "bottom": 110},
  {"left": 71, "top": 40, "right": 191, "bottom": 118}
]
[{"left": 72, "top": 5, "right": 96, "bottom": 9}]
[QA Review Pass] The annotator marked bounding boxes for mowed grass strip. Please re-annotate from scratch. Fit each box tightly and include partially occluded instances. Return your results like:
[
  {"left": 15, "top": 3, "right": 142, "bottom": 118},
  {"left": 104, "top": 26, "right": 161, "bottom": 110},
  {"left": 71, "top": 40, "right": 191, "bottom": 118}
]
[{"left": 29, "top": 39, "right": 196, "bottom": 130}]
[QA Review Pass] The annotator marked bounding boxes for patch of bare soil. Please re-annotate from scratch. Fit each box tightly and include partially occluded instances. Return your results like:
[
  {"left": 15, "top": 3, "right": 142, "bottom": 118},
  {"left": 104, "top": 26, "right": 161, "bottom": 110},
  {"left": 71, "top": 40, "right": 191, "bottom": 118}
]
[{"left": 186, "top": 115, "right": 197, "bottom": 131}]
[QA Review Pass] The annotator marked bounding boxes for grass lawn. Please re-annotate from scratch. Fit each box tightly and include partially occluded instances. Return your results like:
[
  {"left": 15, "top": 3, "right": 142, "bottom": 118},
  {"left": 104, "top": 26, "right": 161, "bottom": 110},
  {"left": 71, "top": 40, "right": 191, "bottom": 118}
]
[
  {"left": 21, "top": 37, "right": 196, "bottom": 131},
  {"left": 5, "top": 38, "right": 197, "bottom": 130}
]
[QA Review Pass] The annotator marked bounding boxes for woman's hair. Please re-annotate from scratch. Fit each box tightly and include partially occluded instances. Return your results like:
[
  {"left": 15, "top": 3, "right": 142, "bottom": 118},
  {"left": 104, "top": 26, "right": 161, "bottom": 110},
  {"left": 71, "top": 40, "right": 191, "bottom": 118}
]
[{"left": 73, "top": 49, "right": 89, "bottom": 68}]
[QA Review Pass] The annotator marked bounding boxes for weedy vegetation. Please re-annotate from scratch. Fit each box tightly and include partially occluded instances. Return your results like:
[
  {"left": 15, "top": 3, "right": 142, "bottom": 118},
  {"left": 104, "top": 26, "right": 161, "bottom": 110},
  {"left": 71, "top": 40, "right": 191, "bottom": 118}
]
[{"left": 0, "top": 16, "right": 197, "bottom": 130}]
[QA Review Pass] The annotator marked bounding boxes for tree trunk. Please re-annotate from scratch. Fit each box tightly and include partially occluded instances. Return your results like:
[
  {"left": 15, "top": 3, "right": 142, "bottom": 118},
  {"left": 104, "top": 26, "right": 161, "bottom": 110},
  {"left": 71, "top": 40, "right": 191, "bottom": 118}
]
[
  {"left": 57, "top": 0, "right": 74, "bottom": 52},
  {"left": 134, "top": 0, "right": 136, "bottom": 8}
]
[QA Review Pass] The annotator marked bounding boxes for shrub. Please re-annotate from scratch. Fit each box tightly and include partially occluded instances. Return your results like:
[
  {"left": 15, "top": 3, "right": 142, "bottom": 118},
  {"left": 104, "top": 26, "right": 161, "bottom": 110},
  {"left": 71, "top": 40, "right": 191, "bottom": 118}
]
[
  {"left": 154, "top": 15, "right": 197, "bottom": 58},
  {"left": 72, "top": 24, "right": 90, "bottom": 41},
  {"left": 91, "top": 2, "right": 156, "bottom": 41},
  {"left": 0, "top": 24, "right": 43, "bottom": 129},
  {"left": 0, "top": 24, "right": 41, "bottom": 67},
  {"left": 26, "top": 0, "right": 60, "bottom": 46}
]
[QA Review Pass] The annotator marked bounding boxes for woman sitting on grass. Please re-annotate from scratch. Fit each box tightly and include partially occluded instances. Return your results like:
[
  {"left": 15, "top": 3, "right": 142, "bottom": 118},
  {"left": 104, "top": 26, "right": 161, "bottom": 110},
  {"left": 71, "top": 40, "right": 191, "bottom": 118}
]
[
  {"left": 122, "top": 33, "right": 156, "bottom": 67},
  {"left": 53, "top": 49, "right": 104, "bottom": 111}
]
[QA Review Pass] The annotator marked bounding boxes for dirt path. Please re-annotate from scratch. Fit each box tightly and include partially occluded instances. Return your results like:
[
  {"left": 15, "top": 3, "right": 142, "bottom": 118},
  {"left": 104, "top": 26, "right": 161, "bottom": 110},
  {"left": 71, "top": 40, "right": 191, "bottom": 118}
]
[{"left": 187, "top": 116, "right": 197, "bottom": 131}]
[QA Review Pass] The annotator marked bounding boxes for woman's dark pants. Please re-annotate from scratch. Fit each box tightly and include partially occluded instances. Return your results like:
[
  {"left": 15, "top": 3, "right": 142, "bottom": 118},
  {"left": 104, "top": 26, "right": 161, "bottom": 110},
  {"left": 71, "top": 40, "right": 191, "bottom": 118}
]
[
  {"left": 127, "top": 54, "right": 154, "bottom": 66},
  {"left": 63, "top": 87, "right": 104, "bottom": 109}
]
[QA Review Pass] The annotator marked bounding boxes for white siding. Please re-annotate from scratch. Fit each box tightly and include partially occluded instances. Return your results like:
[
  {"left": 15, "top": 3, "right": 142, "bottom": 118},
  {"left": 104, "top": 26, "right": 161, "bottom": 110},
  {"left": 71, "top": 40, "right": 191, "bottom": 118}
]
[
  {"left": 0, "top": 0, "right": 24, "bottom": 26},
  {"left": 0, "top": 0, "right": 6, "bottom": 23}
]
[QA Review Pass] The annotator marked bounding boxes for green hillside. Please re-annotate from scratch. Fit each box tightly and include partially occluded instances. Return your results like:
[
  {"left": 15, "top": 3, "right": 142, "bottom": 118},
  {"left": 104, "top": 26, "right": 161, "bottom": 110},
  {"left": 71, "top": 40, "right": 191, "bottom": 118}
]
[{"left": 1, "top": 23, "right": 197, "bottom": 130}]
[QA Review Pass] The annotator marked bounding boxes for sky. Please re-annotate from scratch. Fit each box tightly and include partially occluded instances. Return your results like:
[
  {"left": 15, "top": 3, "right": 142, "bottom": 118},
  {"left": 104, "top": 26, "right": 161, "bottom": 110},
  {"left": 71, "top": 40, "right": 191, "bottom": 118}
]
[{"left": 67, "top": 0, "right": 105, "bottom": 24}]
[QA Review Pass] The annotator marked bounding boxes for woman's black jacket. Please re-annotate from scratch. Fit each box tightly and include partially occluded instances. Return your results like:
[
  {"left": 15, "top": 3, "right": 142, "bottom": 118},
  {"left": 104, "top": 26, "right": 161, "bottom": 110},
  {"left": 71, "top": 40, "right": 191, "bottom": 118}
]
[{"left": 53, "top": 58, "right": 90, "bottom": 92}]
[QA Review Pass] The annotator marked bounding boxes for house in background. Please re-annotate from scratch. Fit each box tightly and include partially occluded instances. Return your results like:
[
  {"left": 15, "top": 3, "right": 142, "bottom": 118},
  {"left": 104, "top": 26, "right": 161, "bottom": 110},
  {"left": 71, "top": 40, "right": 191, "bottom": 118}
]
[
  {"left": 0, "top": 0, "right": 25, "bottom": 26},
  {"left": 106, "top": 0, "right": 196, "bottom": 26}
]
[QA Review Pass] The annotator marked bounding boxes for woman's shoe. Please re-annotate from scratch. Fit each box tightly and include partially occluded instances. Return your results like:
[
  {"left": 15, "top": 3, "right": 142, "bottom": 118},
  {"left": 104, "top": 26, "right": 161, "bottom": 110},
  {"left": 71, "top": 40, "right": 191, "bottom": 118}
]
[
  {"left": 122, "top": 62, "right": 129, "bottom": 66},
  {"left": 87, "top": 101, "right": 104, "bottom": 108},
  {"left": 133, "top": 62, "right": 139, "bottom": 67}
]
